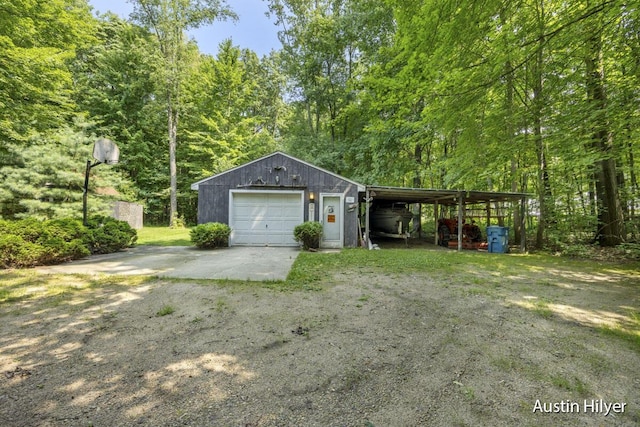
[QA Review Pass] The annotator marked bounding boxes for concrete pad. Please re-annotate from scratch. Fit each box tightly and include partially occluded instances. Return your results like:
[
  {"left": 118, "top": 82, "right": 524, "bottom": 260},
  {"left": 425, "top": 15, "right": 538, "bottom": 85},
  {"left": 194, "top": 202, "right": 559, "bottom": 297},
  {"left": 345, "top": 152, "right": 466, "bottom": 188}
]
[{"left": 35, "top": 246, "right": 301, "bottom": 281}]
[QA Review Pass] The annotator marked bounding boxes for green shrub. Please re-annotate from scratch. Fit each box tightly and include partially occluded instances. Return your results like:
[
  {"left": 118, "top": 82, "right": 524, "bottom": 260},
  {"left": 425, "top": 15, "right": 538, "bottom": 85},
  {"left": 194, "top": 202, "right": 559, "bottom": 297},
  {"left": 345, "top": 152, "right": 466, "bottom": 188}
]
[
  {"left": 190, "top": 222, "right": 231, "bottom": 249},
  {"left": 0, "top": 235, "right": 44, "bottom": 268},
  {"left": 0, "top": 218, "right": 42, "bottom": 243},
  {"left": 0, "top": 218, "right": 89, "bottom": 268},
  {"left": 0, "top": 216, "right": 136, "bottom": 268},
  {"left": 559, "top": 243, "right": 593, "bottom": 258},
  {"left": 84, "top": 216, "right": 137, "bottom": 254},
  {"left": 293, "top": 221, "right": 323, "bottom": 250},
  {"left": 170, "top": 213, "right": 187, "bottom": 229},
  {"left": 46, "top": 218, "right": 87, "bottom": 242},
  {"left": 38, "top": 219, "right": 90, "bottom": 263}
]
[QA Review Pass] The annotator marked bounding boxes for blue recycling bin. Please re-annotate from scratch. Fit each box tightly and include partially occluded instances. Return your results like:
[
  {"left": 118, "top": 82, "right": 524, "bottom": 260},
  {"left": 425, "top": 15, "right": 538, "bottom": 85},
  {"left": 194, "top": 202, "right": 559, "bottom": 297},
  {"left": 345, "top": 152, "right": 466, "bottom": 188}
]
[{"left": 486, "top": 226, "right": 509, "bottom": 253}]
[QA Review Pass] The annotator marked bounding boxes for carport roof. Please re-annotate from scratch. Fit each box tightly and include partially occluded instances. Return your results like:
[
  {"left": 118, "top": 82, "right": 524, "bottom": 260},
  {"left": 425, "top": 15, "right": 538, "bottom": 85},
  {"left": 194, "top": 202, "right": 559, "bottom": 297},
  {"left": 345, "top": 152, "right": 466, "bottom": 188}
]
[{"left": 365, "top": 186, "right": 528, "bottom": 206}]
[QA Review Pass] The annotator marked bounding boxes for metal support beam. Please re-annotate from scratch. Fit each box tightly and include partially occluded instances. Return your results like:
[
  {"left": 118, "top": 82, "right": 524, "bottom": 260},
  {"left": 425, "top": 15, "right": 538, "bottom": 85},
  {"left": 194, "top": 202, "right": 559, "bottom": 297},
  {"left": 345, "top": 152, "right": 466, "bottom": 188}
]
[
  {"left": 82, "top": 160, "right": 101, "bottom": 226},
  {"left": 434, "top": 201, "right": 439, "bottom": 245},
  {"left": 365, "top": 188, "right": 371, "bottom": 250},
  {"left": 486, "top": 201, "right": 491, "bottom": 227}
]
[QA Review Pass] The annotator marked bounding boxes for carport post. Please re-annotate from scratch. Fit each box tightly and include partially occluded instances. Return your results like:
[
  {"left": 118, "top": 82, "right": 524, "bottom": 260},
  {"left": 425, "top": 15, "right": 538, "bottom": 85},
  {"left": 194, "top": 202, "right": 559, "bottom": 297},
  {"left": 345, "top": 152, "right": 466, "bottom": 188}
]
[
  {"left": 457, "top": 192, "right": 464, "bottom": 251},
  {"left": 365, "top": 188, "right": 371, "bottom": 249},
  {"left": 434, "top": 201, "right": 439, "bottom": 245},
  {"left": 486, "top": 201, "right": 491, "bottom": 227}
]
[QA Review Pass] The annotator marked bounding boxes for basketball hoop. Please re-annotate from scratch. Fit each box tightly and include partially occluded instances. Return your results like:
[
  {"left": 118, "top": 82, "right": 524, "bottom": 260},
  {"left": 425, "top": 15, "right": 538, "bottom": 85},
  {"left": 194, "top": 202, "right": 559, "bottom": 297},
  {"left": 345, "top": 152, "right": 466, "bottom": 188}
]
[{"left": 83, "top": 138, "right": 120, "bottom": 225}]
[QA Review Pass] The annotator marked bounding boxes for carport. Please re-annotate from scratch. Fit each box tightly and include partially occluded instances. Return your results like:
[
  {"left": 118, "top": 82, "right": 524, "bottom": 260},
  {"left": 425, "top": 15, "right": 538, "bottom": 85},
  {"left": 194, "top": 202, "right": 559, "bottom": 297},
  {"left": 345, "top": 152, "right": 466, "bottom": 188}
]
[{"left": 362, "top": 186, "right": 528, "bottom": 251}]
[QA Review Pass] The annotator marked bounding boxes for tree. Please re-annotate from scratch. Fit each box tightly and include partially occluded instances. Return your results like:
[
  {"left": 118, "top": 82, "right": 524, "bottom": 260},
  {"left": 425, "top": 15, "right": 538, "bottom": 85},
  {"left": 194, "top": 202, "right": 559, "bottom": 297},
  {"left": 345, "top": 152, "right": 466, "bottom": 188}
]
[
  {"left": 268, "top": 0, "right": 394, "bottom": 175},
  {"left": 130, "top": 0, "right": 236, "bottom": 227},
  {"left": 582, "top": 1, "right": 625, "bottom": 246},
  {"left": 352, "top": 0, "right": 636, "bottom": 248},
  {"left": 73, "top": 14, "right": 169, "bottom": 224},
  {"left": 179, "top": 41, "right": 286, "bottom": 222},
  {"left": 0, "top": 122, "right": 135, "bottom": 220},
  {"left": 0, "top": 0, "right": 95, "bottom": 155}
]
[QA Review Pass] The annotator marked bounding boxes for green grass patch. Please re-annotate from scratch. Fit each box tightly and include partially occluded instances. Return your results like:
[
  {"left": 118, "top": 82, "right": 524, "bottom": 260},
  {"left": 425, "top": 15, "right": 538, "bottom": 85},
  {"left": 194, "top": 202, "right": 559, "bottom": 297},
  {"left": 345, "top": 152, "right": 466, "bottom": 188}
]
[
  {"left": 156, "top": 305, "right": 175, "bottom": 316},
  {"left": 214, "top": 297, "right": 228, "bottom": 312},
  {"left": 0, "top": 270, "right": 151, "bottom": 313},
  {"left": 137, "top": 226, "right": 192, "bottom": 246},
  {"left": 549, "top": 374, "right": 590, "bottom": 395},
  {"left": 531, "top": 299, "right": 554, "bottom": 319},
  {"left": 286, "top": 248, "right": 640, "bottom": 290},
  {"left": 597, "top": 324, "right": 640, "bottom": 351},
  {"left": 286, "top": 248, "right": 467, "bottom": 284}
]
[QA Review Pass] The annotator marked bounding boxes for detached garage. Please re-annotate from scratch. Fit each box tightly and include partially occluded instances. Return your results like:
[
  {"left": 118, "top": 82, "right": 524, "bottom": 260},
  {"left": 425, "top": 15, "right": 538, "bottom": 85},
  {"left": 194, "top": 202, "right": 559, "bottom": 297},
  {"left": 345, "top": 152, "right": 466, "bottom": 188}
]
[{"left": 191, "top": 152, "right": 365, "bottom": 248}]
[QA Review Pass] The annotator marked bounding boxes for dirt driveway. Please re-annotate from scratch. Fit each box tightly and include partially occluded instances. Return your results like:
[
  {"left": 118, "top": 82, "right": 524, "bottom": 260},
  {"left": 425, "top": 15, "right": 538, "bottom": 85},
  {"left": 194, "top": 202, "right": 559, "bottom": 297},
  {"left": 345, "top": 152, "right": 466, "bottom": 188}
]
[
  {"left": 1, "top": 250, "right": 639, "bottom": 426},
  {"left": 35, "top": 246, "right": 300, "bottom": 281}
]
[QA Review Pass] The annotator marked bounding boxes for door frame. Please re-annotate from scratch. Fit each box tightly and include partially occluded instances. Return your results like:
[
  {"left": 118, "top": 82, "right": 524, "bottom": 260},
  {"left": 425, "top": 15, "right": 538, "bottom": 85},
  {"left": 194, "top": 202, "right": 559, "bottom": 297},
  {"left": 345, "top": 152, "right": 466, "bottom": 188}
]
[{"left": 319, "top": 193, "right": 344, "bottom": 248}]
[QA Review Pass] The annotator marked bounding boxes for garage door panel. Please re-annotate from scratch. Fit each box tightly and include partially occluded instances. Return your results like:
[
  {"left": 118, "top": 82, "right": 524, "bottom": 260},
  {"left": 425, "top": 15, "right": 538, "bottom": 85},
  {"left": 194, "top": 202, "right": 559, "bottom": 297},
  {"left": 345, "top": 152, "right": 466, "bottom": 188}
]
[
  {"left": 282, "top": 206, "right": 301, "bottom": 217},
  {"left": 266, "top": 206, "right": 284, "bottom": 217},
  {"left": 236, "top": 206, "right": 266, "bottom": 219},
  {"left": 230, "top": 191, "right": 303, "bottom": 246}
]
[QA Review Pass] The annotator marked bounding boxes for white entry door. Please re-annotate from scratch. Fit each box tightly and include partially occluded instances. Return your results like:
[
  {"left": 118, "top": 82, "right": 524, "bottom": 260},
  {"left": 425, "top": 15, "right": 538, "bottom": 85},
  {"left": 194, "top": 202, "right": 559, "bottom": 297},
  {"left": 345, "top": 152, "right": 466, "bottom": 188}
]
[
  {"left": 230, "top": 190, "right": 303, "bottom": 246},
  {"left": 320, "top": 194, "right": 343, "bottom": 248}
]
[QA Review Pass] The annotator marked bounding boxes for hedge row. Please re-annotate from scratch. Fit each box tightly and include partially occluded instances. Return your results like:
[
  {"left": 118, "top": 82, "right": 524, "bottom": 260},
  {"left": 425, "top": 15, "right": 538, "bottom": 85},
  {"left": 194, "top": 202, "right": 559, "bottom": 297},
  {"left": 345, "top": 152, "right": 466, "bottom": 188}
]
[{"left": 0, "top": 216, "right": 137, "bottom": 269}]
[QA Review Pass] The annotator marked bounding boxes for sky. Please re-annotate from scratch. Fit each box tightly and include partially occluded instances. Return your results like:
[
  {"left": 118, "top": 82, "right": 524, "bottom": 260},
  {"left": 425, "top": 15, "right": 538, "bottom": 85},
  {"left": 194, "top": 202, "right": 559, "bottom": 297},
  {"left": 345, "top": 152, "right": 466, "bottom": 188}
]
[{"left": 87, "top": 0, "right": 282, "bottom": 57}]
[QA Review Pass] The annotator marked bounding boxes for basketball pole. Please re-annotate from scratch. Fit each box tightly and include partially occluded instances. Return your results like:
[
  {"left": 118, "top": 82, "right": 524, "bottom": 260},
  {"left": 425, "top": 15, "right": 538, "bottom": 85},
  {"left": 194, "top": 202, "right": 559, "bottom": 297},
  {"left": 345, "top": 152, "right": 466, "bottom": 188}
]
[{"left": 83, "top": 160, "right": 101, "bottom": 226}]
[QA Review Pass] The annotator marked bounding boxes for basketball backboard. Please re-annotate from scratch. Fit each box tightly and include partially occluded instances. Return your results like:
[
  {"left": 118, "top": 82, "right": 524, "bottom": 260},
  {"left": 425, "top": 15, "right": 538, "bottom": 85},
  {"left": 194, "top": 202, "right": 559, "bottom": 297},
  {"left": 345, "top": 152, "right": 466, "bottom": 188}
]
[{"left": 93, "top": 138, "right": 119, "bottom": 164}]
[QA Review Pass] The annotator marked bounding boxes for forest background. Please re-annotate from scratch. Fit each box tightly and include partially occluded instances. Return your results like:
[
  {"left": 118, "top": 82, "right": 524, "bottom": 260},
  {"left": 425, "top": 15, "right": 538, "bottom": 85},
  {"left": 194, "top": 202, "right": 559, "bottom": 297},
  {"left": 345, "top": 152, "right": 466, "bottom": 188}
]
[{"left": 1, "top": 0, "right": 638, "bottom": 250}]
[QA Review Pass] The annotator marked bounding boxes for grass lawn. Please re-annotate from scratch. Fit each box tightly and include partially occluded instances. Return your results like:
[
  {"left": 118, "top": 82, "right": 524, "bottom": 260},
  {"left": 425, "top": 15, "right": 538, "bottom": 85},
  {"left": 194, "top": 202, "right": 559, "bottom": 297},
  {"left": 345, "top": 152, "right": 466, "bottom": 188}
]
[
  {"left": 136, "top": 226, "right": 192, "bottom": 246},
  {"left": 287, "top": 248, "right": 640, "bottom": 348}
]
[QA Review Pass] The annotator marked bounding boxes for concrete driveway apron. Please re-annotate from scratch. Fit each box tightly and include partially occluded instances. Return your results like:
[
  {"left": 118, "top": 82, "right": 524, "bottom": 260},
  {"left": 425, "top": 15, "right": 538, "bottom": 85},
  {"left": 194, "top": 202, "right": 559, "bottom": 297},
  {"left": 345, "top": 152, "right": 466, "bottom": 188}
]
[{"left": 35, "top": 246, "right": 300, "bottom": 281}]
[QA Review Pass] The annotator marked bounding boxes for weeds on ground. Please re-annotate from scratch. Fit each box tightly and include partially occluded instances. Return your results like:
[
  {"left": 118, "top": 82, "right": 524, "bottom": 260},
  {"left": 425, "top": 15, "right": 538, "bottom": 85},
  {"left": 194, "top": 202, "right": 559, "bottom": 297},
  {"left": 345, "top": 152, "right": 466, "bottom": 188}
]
[{"left": 156, "top": 305, "right": 175, "bottom": 316}]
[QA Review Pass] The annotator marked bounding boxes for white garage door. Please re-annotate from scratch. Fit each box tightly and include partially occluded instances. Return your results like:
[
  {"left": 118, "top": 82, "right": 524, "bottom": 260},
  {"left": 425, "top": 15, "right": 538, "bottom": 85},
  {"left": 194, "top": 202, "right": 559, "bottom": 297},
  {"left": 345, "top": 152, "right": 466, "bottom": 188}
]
[{"left": 230, "top": 191, "right": 304, "bottom": 246}]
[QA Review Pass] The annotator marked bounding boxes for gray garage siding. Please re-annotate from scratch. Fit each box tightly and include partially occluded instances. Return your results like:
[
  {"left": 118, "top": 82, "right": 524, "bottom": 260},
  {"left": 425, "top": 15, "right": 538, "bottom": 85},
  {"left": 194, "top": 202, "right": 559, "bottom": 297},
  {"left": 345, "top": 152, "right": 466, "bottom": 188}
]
[{"left": 193, "top": 152, "right": 364, "bottom": 248}]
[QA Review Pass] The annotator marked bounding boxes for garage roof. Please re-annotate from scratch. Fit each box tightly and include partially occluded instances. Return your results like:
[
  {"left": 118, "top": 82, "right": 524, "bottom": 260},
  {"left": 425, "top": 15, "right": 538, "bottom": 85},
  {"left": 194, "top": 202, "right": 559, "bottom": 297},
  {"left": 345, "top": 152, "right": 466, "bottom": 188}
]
[
  {"left": 191, "top": 151, "right": 366, "bottom": 192},
  {"left": 365, "top": 186, "right": 528, "bottom": 205}
]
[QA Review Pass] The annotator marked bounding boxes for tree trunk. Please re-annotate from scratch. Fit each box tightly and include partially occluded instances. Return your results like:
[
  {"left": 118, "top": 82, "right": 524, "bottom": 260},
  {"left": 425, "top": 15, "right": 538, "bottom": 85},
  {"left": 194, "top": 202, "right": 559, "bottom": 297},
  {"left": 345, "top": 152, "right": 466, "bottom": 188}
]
[
  {"left": 504, "top": 52, "right": 522, "bottom": 244},
  {"left": 628, "top": 138, "right": 638, "bottom": 211},
  {"left": 413, "top": 143, "right": 422, "bottom": 236},
  {"left": 584, "top": 26, "right": 624, "bottom": 246},
  {"left": 532, "top": 18, "right": 551, "bottom": 250},
  {"left": 168, "top": 98, "right": 178, "bottom": 227}
]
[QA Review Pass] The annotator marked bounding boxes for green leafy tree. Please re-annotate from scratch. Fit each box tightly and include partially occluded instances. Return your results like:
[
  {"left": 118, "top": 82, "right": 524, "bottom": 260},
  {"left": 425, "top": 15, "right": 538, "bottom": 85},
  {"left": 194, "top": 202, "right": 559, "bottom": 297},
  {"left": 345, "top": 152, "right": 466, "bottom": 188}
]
[
  {"left": 179, "top": 41, "right": 287, "bottom": 222},
  {"left": 0, "top": 0, "right": 96, "bottom": 159},
  {"left": 268, "top": 0, "right": 394, "bottom": 175},
  {"left": 73, "top": 14, "right": 169, "bottom": 223},
  {"left": 358, "top": 0, "right": 635, "bottom": 247},
  {"left": 130, "top": 0, "right": 236, "bottom": 227}
]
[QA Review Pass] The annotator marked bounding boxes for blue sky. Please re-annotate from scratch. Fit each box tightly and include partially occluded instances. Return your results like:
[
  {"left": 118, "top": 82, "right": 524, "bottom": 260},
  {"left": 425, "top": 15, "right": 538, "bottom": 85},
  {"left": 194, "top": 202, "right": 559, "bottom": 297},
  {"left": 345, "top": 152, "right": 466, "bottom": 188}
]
[{"left": 87, "top": 0, "right": 282, "bottom": 57}]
